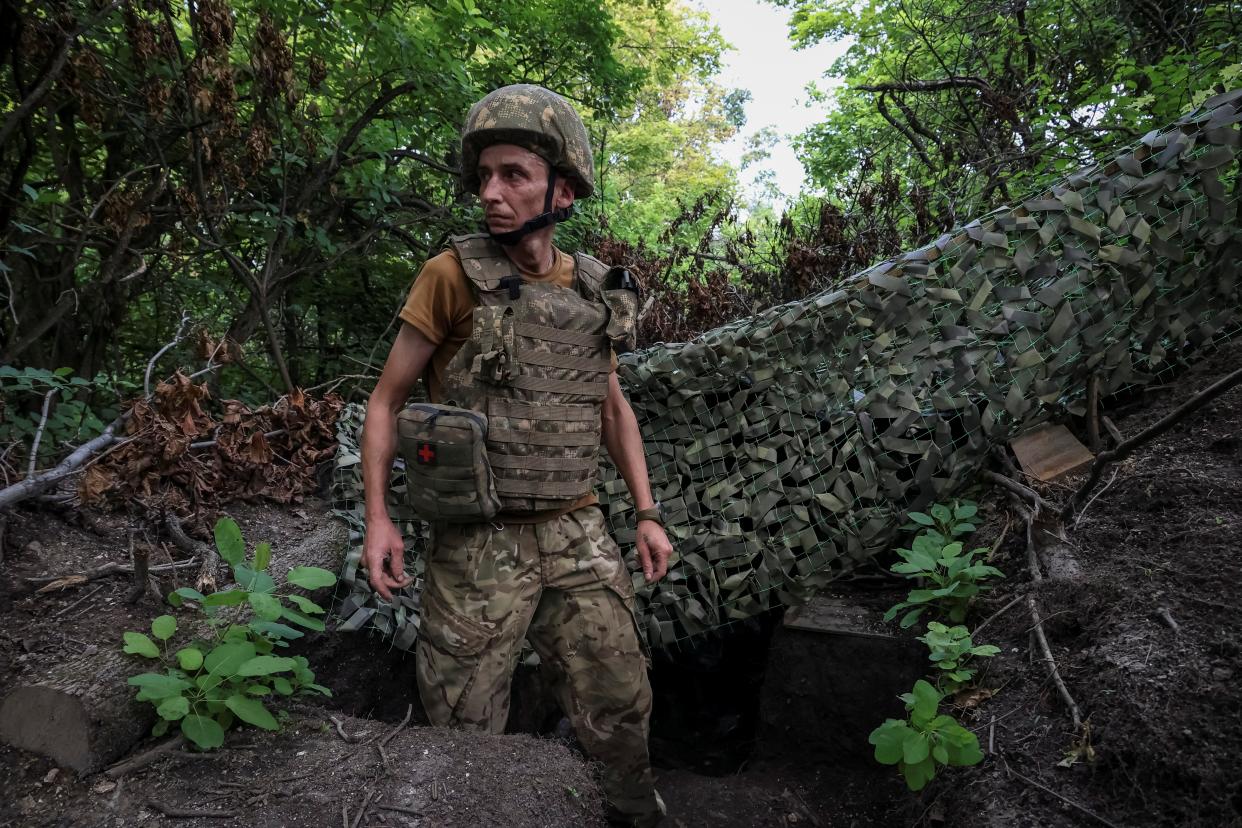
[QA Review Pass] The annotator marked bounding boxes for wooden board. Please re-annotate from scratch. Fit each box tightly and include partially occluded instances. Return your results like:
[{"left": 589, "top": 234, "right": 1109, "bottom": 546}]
[
  {"left": 783, "top": 594, "right": 896, "bottom": 640},
  {"left": 1010, "top": 423, "right": 1095, "bottom": 482}
]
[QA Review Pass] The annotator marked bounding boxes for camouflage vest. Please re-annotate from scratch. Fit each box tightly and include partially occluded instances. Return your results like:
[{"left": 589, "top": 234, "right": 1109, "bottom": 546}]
[{"left": 439, "top": 234, "right": 618, "bottom": 513}]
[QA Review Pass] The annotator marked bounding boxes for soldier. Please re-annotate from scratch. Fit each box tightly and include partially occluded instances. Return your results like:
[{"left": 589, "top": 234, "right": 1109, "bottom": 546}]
[{"left": 359, "top": 84, "right": 672, "bottom": 827}]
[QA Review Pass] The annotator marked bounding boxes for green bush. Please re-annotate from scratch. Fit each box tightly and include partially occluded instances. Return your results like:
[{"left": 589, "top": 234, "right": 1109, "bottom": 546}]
[
  {"left": 884, "top": 501, "right": 1003, "bottom": 628},
  {"left": 868, "top": 680, "right": 984, "bottom": 791},
  {"left": 121, "top": 517, "right": 336, "bottom": 749},
  {"left": 917, "top": 621, "right": 1000, "bottom": 693}
]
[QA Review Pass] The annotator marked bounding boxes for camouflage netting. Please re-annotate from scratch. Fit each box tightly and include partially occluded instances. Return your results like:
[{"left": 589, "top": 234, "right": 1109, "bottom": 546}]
[{"left": 333, "top": 90, "right": 1242, "bottom": 650}]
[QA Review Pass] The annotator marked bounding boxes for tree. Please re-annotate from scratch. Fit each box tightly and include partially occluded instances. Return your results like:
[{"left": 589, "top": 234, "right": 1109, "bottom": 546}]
[{"left": 774, "top": 0, "right": 1242, "bottom": 237}]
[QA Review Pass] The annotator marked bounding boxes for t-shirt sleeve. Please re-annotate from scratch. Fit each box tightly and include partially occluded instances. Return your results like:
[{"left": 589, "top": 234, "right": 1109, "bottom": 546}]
[{"left": 400, "top": 251, "right": 473, "bottom": 345}]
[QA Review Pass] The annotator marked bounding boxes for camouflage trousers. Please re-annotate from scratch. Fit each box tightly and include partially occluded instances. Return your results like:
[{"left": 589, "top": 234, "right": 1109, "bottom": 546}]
[{"left": 416, "top": 505, "right": 662, "bottom": 826}]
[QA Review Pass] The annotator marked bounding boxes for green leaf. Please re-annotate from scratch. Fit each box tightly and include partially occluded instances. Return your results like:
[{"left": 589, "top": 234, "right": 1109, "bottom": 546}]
[
  {"left": 169, "top": 587, "right": 205, "bottom": 606},
  {"left": 284, "top": 594, "right": 325, "bottom": 615},
  {"left": 245, "top": 683, "right": 272, "bottom": 695},
  {"left": 272, "top": 676, "right": 294, "bottom": 696},
  {"left": 953, "top": 503, "right": 978, "bottom": 520},
  {"left": 202, "top": 589, "right": 248, "bottom": 607},
  {"left": 907, "top": 511, "right": 934, "bottom": 526},
  {"left": 929, "top": 504, "right": 951, "bottom": 523},
  {"left": 214, "top": 517, "right": 245, "bottom": 566},
  {"left": 901, "top": 756, "right": 937, "bottom": 791},
  {"left": 152, "top": 719, "right": 170, "bottom": 737},
  {"left": 203, "top": 641, "right": 257, "bottom": 679},
  {"left": 254, "top": 542, "right": 271, "bottom": 572},
  {"left": 868, "top": 719, "right": 910, "bottom": 765},
  {"left": 234, "top": 564, "right": 276, "bottom": 594},
  {"left": 909, "top": 680, "right": 941, "bottom": 722},
  {"left": 932, "top": 743, "right": 949, "bottom": 764},
  {"left": 236, "top": 655, "right": 296, "bottom": 676},
  {"left": 971, "top": 645, "right": 1001, "bottom": 657},
  {"left": 248, "top": 592, "right": 283, "bottom": 621},
  {"left": 128, "top": 673, "right": 193, "bottom": 700},
  {"left": 250, "top": 620, "right": 304, "bottom": 640},
  {"left": 302, "top": 683, "right": 333, "bottom": 697},
  {"left": 156, "top": 696, "right": 190, "bottom": 721},
  {"left": 181, "top": 714, "right": 225, "bottom": 749},
  {"left": 176, "top": 647, "right": 205, "bottom": 671},
  {"left": 902, "top": 731, "right": 930, "bottom": 765},
  {"left": 225, "top": 695, "right": 279, "bottom": 731},
  {"left": 151, "top": 615, "right": 177, "bottom": 641},
  {"left": 899, "top": 608, "right": 923, "bottom": 628},
  {"left": 944, "top": 731, "right": 984, "bottom": 766},
  {"left": 281, "top": 607, "right": 326, "bottom": 631},
  {"left": 123, "top": 632, "right": 160, "bottom": 658},
  {"left": 286, "top": 566, "right": 337, "bottom": 590}
]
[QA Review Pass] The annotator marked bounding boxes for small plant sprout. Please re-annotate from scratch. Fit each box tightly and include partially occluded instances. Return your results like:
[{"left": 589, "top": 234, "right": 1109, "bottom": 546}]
[
  {"left": 917, "top": 622, "right": 1001, "bottom": 692},
  {"left": 884, "top": 500, "right": 1003, "bottom": 628},
  {"left": 121, "top": 516, "right": 336, "bottom": 750},
  {"left": 868, "top": 679, "right": 984, "bottom": 791}
]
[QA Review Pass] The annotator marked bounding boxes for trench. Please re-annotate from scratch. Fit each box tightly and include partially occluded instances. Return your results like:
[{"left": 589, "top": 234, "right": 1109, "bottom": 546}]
[{"left": 306, "top": 583, "right": 923, "bottom": 825}]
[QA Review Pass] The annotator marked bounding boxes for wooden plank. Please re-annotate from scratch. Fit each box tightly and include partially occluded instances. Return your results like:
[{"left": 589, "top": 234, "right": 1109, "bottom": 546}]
[
  {"left": 783, "top": 594, "right": 897, "bottom": 640},
  {"left": 1010, "top": 423, "right": 1095, "bottom": 482}
]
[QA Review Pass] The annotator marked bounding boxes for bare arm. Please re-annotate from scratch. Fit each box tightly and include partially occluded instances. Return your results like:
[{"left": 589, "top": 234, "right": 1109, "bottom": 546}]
[
  {"left": 601, "top": 371, "right": 672, "bottom": 582},
  {"left": 361, "top": 322, "right": 438, "bottom": 600}
]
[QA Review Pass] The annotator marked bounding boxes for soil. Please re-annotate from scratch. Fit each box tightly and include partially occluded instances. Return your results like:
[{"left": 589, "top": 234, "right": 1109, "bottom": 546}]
[{"left": 2, "top": 338, "right": 1241, "bottom": 827}]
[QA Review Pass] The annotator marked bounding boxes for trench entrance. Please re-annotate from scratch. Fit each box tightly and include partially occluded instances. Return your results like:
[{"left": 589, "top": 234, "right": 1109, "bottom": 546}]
[{"left": 308, "top": 585, "right": 922, "bottom": 826}]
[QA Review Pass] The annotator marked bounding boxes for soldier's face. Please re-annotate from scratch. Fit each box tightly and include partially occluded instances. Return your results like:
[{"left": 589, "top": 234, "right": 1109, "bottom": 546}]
[{"left": 477, "top": 144, "right": 573, "bottom": 233}]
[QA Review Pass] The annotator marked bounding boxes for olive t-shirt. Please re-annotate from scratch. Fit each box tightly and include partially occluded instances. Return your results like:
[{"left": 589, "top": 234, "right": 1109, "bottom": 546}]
[{"left": 399, "top": 245, "right": 611, "bottom": 522}]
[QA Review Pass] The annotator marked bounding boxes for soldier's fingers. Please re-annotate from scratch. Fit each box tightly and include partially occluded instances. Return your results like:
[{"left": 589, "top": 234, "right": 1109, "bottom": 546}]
[
  {"left": 636, "top": 539, "right": 655, "bottom": 581},
  {"left": 654, "top": 546, "right": 670, "bottom": 580},
  {"left": 385, "top": 547, "right": 407, "bottom": 580},
  {"left": 369, "top": 571, "right": 393, "bottom": 602}
]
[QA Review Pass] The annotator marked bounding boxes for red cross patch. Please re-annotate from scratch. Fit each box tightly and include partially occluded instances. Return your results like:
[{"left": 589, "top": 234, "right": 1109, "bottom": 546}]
[{"left": 416, "top": 443, "right": 436, "bottom": 465}]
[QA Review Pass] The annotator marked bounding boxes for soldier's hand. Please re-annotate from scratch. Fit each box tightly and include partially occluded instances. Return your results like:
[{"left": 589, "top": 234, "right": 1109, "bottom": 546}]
[
  {"left": 363, "top": 517, "right": 413, "bottom": 601},
  {"left": 636, "top": 520, "right": 672, "bottom": 583}
]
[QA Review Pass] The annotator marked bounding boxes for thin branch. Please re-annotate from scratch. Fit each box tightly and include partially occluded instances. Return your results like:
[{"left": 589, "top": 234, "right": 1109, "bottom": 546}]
[
  {"left": 1004, "top": 760, "right": 1121, "bottom": 828},
  {"left": 105, "top": 736, "right": 185, "bottom": 779},
  {"left": 1024, "top": 519, "right": 1083, "bottom": 729},
  {"left": 144, "top": 312, "right": 194, "bottom": 397},
  {"left": 28, "top": 388, "right": 58, "bottom": 477},
  {"left": 1062, "top": 364, "right": 1242, "bottom": 522},
  {"left": 858, "top": 76, "right": 993, "bottom": 94},
  {"left": 0, "top": 413, "right": 128, "bottom": 510}
]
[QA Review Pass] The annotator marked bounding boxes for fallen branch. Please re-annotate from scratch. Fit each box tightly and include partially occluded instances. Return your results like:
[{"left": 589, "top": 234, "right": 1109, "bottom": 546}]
[
  {"left": 350, "top": 786, "right": 377, "bottom": 828},
  {"left": 0, "top": 412, "right": 129, "bottom": 510},
  {"left": 981, "top": 469, "right": 1050, "bottom": 513},
  {"left": 25, "top": 558, "right": 199, "bottom": 591},
  {"left": 1023, "top": 519, "right": 1083, "bottom": 730},
  {"left": 52, "top": 583, "right": 106, "bottom": 618},
  {"left": 105, "top": 736, "right": 186, "bottom": 779},
  {"left": 162, "top": 512, "right": 220, "bottom": 592},
  {"left": 1004, "top": 760, "right": 1121, "bottom": 828},
  {"left": 147, "top": 799, "right": 238, "bottom": 819},
  {"left": 329, "top": 715, "right": 361, "bottom": 744},
  {"left": 377, "top": 703, "right": 413, "bottom": 751},
  {"left": 1062, "top": 364, "right": 1242, "bottom": 523},
  {"left": 972, "top": 593, "right": 1025, "bottom": 637}
]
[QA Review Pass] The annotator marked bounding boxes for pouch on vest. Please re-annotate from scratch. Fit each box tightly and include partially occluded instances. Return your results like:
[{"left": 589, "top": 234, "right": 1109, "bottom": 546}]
[
  {"left": 602, "top": 266, "right": 640, "bottom": 354},
  {"left": 396, "top": 403, "right": 501, "bottom": 523},
  {"left": 469, "top": 305, "right": 515, "bottom": 384}
]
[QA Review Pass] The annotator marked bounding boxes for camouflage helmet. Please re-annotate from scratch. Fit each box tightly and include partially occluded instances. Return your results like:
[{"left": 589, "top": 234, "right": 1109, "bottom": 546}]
[{"left": 461, "top": 84, "right": 595, "bottom": 198}]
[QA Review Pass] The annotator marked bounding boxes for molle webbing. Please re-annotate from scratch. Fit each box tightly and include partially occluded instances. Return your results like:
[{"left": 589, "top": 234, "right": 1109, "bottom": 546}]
[{"left": 442, "top": 234, "right": 613, "bottom": 512}]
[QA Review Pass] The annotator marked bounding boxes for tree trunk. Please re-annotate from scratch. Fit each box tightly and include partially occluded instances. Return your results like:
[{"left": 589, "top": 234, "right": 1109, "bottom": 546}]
[{"left": 0, "top": 519, "right": 349, "bottom": 772}]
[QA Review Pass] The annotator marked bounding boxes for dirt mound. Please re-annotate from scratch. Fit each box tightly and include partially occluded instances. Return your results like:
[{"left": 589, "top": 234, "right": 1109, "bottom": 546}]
[{"left": 2, "top": 711, "right": 604, "bottom": 827}]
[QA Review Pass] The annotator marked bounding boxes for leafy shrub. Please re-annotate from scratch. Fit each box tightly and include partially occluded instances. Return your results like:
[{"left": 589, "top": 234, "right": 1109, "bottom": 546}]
[
  {"left": 868, "top": 679, "right": 983, "bottom": 790},
  {"left": 917, "top": 621, "right": 1001, "bottom": 693},
  {"left": 884, "top": 500, "right": 1003, "bottom": 628},
  {"left": 121, "top": 517, "right": 336, "bottom": 749},
  {"left": 0, "top": 367, "right": 122, "bottom": 468}
]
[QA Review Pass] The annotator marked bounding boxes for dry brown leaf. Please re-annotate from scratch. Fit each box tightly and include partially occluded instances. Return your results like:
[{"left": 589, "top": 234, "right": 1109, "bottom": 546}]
[{"left": 37, "top": 575, "right": 88, "bottom": 593}]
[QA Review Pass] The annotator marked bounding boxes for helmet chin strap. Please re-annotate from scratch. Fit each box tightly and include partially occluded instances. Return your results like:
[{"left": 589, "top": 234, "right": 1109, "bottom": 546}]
[{"left": 487, "top": 168, "right": 574, "bottom": 246}]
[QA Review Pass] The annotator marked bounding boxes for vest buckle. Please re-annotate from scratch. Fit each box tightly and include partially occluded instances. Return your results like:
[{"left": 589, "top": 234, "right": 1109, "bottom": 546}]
[{"left": 499, "top": 275, "right": 523, "bottom": 300}]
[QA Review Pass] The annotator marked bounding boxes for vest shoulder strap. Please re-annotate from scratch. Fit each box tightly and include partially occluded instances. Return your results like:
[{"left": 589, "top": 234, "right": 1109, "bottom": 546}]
[
  {"left": 449, "top": 234, "right": 515, "bottom": 293},
  {"left": 574, "top": 252, "right": 608, "bottom": 302}
]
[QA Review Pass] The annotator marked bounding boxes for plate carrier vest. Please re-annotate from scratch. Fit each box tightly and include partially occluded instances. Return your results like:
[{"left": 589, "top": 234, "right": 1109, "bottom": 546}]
[{"left": 437, "top": 234, "right": 623, "bottom": 513}]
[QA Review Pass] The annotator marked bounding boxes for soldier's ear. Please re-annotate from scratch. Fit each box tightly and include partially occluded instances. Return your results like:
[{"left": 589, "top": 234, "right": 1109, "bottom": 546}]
[{"left": 554, "top": 176, "right": 575, "bottom": 211}]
